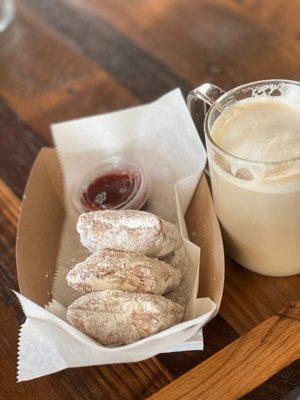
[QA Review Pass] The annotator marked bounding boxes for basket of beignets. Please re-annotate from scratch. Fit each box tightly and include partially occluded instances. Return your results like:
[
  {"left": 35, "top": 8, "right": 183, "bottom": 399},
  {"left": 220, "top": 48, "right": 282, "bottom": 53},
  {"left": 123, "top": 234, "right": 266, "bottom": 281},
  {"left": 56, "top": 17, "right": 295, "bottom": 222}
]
[{"left": 16, "top": 89, "right": 224, "bottom": 380}]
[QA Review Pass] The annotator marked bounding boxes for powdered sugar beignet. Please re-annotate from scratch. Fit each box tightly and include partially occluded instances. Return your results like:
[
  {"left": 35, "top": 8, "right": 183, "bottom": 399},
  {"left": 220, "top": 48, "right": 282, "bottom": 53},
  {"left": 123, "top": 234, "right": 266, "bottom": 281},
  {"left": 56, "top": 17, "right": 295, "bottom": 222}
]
[
  {"left": 67, "top": 290, "right": 184, "bottom": 346},
  {"left": 77, "top": 210, "right": 182, "bottom": 257},
  {"left": 67, "top": 249, "right": 182, "bottom": 295}
]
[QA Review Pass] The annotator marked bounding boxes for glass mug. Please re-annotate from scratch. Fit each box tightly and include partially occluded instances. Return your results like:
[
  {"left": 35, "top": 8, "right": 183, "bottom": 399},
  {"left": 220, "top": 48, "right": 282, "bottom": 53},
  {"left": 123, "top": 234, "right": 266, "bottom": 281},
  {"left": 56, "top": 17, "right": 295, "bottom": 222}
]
[
  {"left": 188, "top": 80, "right": 300, "bottom": 277},
  {"left": 0, "top": 0, "right": 15, "bottom": 33}
]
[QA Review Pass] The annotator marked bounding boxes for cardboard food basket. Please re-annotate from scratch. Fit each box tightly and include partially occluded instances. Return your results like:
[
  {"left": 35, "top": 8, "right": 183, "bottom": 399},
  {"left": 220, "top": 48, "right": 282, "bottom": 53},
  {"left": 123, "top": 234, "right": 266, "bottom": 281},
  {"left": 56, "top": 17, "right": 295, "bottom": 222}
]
[
  {"left": 16, "top": 148, "right": 224, "bottom": 309},
  {"left": 15, "top": 90, "right": 225, "bottom": 380}
]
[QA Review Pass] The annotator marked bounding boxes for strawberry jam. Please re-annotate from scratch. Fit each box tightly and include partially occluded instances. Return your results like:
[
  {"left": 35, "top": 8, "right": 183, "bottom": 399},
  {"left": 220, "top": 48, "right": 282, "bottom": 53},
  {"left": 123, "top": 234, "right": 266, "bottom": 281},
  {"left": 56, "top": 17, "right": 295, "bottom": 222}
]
[{"left": 81, "top": 172, "right": 140, "bottom": 211}]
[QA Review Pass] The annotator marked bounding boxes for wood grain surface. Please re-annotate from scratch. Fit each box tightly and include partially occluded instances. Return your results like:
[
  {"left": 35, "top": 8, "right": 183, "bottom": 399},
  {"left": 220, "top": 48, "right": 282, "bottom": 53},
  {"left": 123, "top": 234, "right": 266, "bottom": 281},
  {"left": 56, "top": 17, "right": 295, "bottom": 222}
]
[{"left": 0, "top": 0, "right": 299, "bottom": 399}]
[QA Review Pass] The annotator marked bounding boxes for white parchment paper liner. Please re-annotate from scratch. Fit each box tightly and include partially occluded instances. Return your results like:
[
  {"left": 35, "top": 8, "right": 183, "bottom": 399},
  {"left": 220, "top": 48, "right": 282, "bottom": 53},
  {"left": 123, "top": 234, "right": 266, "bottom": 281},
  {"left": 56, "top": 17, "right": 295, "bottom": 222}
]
[{"left": 16, "top": 89, "right": 217, "bottom": 381}]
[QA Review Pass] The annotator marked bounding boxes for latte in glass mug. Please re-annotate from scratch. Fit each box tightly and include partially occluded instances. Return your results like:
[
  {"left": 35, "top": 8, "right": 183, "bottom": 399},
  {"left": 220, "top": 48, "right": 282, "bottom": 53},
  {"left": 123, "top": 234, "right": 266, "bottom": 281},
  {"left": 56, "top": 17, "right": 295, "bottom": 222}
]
[{"left": 191, "top": 80, "right": 300, "bottom": 276}]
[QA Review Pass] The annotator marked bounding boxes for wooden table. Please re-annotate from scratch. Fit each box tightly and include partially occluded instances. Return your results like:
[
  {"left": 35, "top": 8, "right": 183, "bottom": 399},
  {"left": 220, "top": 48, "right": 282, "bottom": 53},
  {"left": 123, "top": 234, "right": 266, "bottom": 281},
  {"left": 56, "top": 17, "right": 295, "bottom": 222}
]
[{"left": 0, "top": 1, "right": 299, "bottom": 399}]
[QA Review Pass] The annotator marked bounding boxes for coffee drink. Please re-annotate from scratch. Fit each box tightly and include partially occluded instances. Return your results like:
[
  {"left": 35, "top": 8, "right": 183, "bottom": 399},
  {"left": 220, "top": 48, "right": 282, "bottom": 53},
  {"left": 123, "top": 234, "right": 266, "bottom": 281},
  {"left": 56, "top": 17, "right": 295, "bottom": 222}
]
[{"left": 208, "top": 97, "right": 300, "bottom": 276}]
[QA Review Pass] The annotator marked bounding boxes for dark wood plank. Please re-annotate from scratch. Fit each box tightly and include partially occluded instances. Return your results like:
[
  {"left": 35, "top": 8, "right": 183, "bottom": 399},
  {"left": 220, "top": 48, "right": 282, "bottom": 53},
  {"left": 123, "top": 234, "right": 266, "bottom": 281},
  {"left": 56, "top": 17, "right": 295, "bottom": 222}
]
[
  {"left": 148, "top": 301, "right": 300, "bottom": 400},
  {"left": 242, "top": 359, "right": 300, "bottom": 400},
  {"left": 23, "top": 0, "right": 192, "bottom": 100},
  {"left": 0, "top": 100, "right": 44, "bottom": 198}
]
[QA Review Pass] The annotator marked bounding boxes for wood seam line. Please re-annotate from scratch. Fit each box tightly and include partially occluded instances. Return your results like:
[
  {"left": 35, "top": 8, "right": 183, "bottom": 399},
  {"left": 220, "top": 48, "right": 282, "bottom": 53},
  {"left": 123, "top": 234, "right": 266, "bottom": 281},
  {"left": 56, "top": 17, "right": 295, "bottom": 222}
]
[{"left": 147, "top": 300, "right": 300, "bottom": 400}]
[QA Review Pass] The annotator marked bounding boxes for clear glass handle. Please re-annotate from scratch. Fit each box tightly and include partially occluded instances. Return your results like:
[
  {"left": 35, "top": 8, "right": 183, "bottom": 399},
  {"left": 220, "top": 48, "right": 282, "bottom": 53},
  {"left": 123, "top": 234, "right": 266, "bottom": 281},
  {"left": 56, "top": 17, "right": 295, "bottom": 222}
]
[
  {"left": 187, "top": 83, "right": 225, "bottom": 177},
  {"left": 187, "top": 83, "right": 225, "bottom": 112},
  {"left": 0, "top": 0, "right": 15, "bottom": 33}
]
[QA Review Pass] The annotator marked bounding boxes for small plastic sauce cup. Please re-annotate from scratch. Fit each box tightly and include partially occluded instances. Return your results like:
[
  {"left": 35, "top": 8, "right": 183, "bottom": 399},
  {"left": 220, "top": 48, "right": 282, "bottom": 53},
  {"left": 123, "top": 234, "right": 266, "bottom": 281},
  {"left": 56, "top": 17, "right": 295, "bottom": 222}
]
[{"left": 72, "top": 156, "right": 150, "bottom": 213}]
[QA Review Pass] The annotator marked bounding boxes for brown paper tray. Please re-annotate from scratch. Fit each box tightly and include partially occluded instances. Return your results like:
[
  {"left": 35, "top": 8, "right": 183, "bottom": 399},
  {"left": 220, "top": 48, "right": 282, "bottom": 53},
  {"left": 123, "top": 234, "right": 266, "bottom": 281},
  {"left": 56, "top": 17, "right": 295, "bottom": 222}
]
[{"left": 16, "top": 147, "right": 224, "bottom": 309}]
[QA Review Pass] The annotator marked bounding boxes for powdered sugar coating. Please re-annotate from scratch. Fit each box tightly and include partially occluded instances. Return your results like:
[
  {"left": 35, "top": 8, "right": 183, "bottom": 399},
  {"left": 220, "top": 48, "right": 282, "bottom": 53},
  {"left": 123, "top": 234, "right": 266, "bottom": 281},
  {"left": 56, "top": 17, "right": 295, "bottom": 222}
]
[
  {"left": 67, "top": 249, "right": 181, "bottom": 295},
  {"left": 77, "top": 210, "right": 182, "bottom": 257},
  {"left": 67, "top": 290, "right": 184, "bottom": 346}
]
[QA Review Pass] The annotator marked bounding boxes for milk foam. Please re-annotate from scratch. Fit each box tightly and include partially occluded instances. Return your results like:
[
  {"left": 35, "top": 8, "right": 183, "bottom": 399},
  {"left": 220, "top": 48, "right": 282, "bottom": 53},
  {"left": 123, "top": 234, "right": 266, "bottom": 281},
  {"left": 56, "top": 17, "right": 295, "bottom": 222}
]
[{"left": 211, "top": 97, "right": 300, "bottom": 162}]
